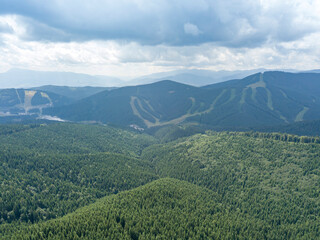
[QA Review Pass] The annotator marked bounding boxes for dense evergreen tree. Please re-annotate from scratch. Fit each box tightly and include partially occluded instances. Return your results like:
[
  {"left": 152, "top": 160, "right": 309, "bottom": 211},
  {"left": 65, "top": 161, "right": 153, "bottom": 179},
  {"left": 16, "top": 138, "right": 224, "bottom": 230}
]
[
  {"left": 4, "top": 179, "right": 278, "bottom": 240},
  {"left": 0, "top": 123, "right": 156, "bottom": 156},
  {"left": 142, "top": 132, "right": 320, "bottom": 238},
  {"left": 0, "top": 124, "right": 158, "bottom": 225},
  {"left": 1, "top": 123, "right": 320, "bottom": 239}
]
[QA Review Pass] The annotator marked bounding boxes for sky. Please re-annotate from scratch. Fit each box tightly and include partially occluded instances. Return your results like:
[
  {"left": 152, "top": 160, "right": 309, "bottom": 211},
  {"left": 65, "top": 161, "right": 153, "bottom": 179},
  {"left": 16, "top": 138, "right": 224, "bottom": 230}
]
[{"left": 0, "top": 0, "right": 320, "bottom": 79}]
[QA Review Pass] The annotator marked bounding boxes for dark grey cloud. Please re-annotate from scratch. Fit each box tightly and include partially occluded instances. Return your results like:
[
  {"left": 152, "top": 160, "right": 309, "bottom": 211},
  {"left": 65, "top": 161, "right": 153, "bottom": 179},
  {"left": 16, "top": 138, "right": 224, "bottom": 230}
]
[
  {"left": 20, "top": 16, "right": 72, "bottom": 42},
  {"left": 0, "top": 0, "right": 319, "bottom": 47}
]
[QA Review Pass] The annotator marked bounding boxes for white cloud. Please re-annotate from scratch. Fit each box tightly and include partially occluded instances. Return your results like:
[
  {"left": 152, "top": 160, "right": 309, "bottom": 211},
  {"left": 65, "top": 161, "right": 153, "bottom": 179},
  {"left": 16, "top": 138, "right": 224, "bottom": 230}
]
[
  {"left": 1, "top": 32, "right": 320, "bottom": 79},
  {"left": 1, "top": 0, "right": 320, "bottom": 77},
  {"left": 184, "top": 23, "right": 202, "bottom": 36}
]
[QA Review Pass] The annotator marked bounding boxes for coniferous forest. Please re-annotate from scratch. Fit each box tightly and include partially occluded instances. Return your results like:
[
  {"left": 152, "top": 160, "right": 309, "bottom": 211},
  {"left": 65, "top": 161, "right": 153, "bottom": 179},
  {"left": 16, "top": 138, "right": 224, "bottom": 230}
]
[{"left": 0, "top": 123, "right": 319, "bottom": 239}]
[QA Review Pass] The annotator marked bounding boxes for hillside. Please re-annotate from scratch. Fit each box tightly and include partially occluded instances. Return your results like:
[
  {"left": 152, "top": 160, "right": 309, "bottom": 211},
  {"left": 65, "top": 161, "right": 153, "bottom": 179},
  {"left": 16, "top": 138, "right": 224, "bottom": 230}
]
[
  {"left": 45, "top": 80, "right": 218, "bottom": 128},
  {"left": 44, "top": 71, "right": 320, "bottom": 129},
  {"left": 0, "top": 152, "right": 157, "bottom": 225},
  {"left": 0, "top": 123, "right": 320, "bottom": 238},
  {"left": 0, "top": 123, "right": 157, "bottom": 225},
  {"left": 32, "top": 85, "right": 113, "bottom": 101},
  {"left": 142, "top": 132, "right": 320, "bottom": 238},
  {"left": 193, "top": 71, "right": 320, "bottom": 127},
  {"left": 4, "top": 178, "right": 276, "bottom": 240},
  {"left": 253, "top": 119, "right": 320, "bottom": 136},
  {"left": 0, "top": 89, "right": 71, "bottom": 117},
  {"left": 0, "top": 123, "right": 156, "bottom": 156}
]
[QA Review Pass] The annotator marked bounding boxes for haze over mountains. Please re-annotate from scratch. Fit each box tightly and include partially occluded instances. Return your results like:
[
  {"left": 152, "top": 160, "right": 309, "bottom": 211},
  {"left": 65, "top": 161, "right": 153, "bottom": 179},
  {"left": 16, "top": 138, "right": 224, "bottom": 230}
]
[
  {"left": 127, "top": 68, "right": 271, "bottom": 86},
  {"left": 0, "top": 68, "right": 123, "bottom": 88},
  {"left": 0, "top": 67, "right": 299, "bottom": 89}
]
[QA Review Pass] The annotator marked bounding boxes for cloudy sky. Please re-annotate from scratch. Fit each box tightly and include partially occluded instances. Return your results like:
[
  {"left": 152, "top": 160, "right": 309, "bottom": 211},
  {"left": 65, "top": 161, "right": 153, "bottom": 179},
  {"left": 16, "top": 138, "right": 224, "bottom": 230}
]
[{"left": 0, "top": 0, "right": 320, "bottom": 78}]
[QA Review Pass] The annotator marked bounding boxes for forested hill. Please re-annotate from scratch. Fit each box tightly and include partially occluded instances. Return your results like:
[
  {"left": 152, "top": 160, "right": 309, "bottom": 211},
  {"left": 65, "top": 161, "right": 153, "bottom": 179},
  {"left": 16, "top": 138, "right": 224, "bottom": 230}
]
[
  {"left": 44, "top": 71, "right": 320, "bottom": 129},
  {"left": 0, "top": 123, "right": 156, "bottom": 156},
  {"left": 141, "top": 131, "right": 320, "bottom": 238},
  {"left": 0, "top": 123, "right": 158, "bottom": 228},
  {"left": 1, "top": 123, "right": 320, "bottom": 239},
  {"left": 7, "top": 178, "right": 274, "bottom": 240}
]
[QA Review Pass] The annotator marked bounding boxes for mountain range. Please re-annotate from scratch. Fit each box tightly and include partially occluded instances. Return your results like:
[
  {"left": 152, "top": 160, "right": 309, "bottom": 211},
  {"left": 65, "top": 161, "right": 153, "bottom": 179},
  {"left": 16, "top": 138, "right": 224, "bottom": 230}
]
[
  {"left": 1, "top": 70, "right": 320, "bottom": 130},
  {"left": 43, "top": 71, "right": 320, "bottom": 129}
]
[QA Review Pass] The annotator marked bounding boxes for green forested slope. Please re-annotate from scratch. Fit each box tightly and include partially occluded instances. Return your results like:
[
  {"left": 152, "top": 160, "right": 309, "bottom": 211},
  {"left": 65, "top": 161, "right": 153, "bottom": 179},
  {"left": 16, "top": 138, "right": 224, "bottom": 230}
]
[
  {"left": 44, "top": 80, "right": 217, "bottom": 127},
  {"left": 0, "top": 123, "right": 156, "bottom": 156},
  {"left": 142, "top": 132, "right": 320, "bottom": 238},
  {"left": 5, "top": 178, "right": 274, "bottom": 240},
  {"left": 253, "top": 119, "right": 320, "bottom": 136},
  {"left": 0, "top": 152, "right": 157, "bottom": 225},
  {"left": 193, "top": 71, "right": 320, "bottom": 127},
  {"left": 0, "top": 123, "right": 158, "bottom": 225},
  {"left": 1, "top": 123, "right": 320, "bottom": 239}
]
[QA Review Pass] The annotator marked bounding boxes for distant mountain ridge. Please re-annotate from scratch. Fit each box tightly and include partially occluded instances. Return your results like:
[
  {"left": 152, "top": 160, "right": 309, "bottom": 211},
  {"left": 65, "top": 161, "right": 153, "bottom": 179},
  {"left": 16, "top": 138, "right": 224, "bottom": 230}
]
[
  {"left": 32, "top": 85, "right": 113, "bottom": 101},
  {"left": 0, "top": 68, "right": 123, "bottom": 88},
  {"left": 44, "top": 71, "right": 320, "bottom": 129},
  {"left": 128, "top": 68, "right": 268, "bottom": 86}
]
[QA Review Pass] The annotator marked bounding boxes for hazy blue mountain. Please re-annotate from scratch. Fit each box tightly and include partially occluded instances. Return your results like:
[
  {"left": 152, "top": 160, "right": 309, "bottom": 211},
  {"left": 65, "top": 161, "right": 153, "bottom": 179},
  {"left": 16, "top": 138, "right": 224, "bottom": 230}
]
[
  {"left": 32, "top": 85, "right": 115, "bottom": 101},
  {"left": 299, "top": 69, "right": 320, "bottom": 74},
  {"left": 44, "top": 71, "right": 320, "bottom": 129},
  {"left": 128, "top": 68, "right": 286, "bottom": 86},
  {"left": 0, "top": 68, "right": 123, "bottom": 88}
]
